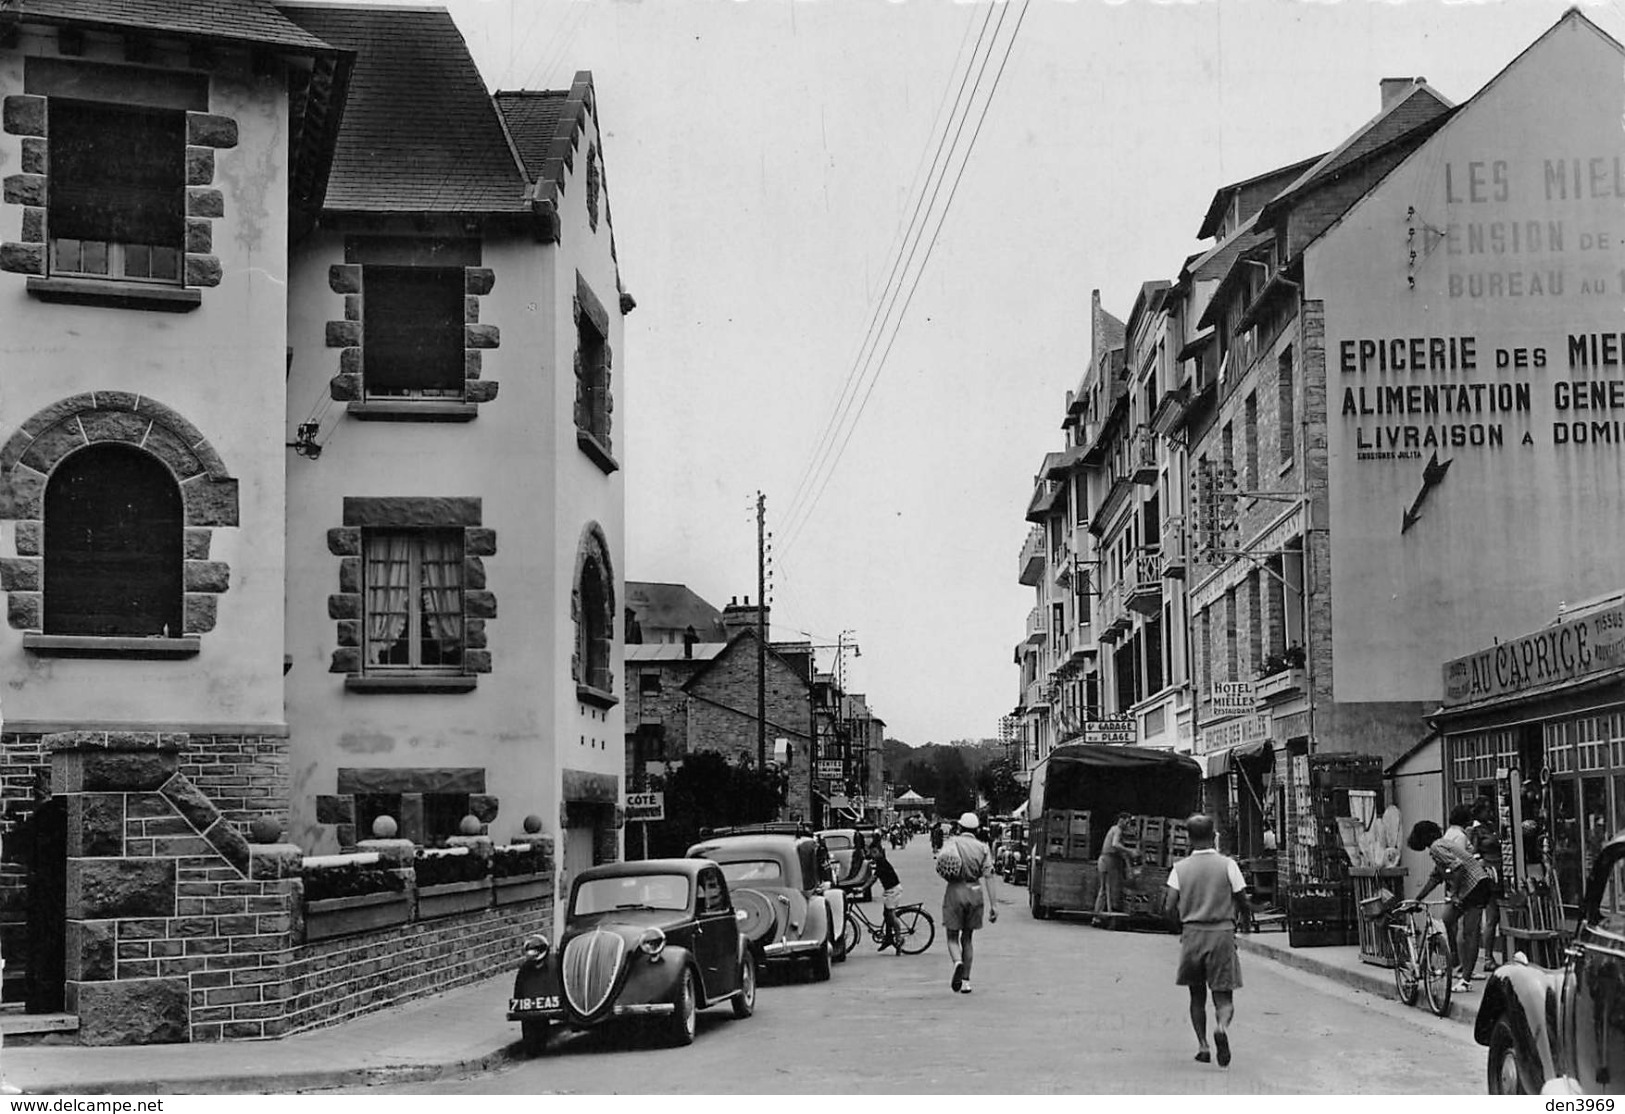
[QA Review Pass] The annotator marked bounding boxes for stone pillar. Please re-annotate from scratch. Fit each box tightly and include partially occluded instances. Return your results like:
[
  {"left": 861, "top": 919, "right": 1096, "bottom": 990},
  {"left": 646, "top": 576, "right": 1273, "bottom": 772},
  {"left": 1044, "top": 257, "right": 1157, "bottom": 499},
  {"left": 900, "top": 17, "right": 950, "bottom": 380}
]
[{"left": 51, "top": 732, "right": 188, "bottom": 1045}]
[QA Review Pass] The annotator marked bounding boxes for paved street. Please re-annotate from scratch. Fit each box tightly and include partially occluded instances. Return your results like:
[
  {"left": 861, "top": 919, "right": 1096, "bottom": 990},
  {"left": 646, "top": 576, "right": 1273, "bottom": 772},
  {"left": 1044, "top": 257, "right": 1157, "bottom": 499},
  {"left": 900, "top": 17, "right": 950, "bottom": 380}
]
[{"left": 339, "top": 840, "right": 1484, "bottom": 1095}]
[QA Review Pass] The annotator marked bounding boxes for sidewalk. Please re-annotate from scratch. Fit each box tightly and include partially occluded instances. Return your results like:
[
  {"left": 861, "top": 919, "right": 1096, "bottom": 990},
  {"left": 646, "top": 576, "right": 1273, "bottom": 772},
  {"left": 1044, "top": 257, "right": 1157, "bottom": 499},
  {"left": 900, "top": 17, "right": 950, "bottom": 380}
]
[
  {"left": 1, "top": 934, "right": 1481, "bottom": 1095},
  {"left": 1234, "top": 931, "right": 1482, "bottom": 1028},
  {"left": 0, "top": 972, "right": 524, "bottom": 1095}
]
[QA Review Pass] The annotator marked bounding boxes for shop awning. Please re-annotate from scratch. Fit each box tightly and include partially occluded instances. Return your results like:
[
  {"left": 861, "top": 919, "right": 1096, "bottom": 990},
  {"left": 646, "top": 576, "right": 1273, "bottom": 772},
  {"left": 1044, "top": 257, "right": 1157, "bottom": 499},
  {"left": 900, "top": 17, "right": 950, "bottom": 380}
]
[{"left": 1198, "top": 739, "right": 1273, "bottom": 779}]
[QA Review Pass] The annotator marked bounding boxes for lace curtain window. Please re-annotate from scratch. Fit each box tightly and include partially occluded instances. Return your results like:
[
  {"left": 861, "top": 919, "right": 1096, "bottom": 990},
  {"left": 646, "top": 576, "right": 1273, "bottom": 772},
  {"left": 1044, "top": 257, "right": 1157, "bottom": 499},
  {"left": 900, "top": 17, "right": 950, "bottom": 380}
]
[{"left": 364, "top": 531, "right": 464, "bottom": 670}]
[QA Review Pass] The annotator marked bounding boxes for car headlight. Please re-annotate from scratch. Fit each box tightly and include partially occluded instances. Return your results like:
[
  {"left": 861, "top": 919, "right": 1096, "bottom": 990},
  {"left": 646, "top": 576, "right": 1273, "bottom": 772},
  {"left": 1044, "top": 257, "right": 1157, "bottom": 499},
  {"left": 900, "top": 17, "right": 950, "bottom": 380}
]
[
  {"left": 639, "top": 927, "right": 666, "bottom": 961},
  {"left": 521, "top": 934, "right": 550, "bottom": 963}
]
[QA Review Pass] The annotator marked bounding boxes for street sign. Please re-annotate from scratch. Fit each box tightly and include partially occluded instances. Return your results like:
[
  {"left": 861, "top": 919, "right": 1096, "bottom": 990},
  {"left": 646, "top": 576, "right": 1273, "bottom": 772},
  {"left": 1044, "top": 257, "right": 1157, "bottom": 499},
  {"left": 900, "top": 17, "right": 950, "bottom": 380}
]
[
  {"left": 1211, "top": 681, "right": 1255, "bottom": 716},
  {"left": 816, "top": 759, "right": 844, "bottom": 779},
  {"left": 1083, "top": 716, "right": 1135, "bottom": 745},
  {"left": 625, "top": 792, "right": 664, "bottom": 822}
]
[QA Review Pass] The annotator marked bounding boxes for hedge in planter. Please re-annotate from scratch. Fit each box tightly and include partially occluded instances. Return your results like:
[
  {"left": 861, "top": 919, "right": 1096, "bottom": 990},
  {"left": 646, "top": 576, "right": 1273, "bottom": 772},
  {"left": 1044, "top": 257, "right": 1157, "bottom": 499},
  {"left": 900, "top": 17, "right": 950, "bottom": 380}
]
[
  {"left": 303, "top": 860, "right": 406, "bottom": 903},
  {"left": 414, "top": 847, "right": 490, "bottom": 888}
]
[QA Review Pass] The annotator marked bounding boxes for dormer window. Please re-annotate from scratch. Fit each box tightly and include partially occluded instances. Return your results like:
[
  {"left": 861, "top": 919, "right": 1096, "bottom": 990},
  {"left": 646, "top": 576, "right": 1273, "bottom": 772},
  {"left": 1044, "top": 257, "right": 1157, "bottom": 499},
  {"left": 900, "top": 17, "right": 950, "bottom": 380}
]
[{"left": 49, "top": 100, "right": 184, "bottom": 284}]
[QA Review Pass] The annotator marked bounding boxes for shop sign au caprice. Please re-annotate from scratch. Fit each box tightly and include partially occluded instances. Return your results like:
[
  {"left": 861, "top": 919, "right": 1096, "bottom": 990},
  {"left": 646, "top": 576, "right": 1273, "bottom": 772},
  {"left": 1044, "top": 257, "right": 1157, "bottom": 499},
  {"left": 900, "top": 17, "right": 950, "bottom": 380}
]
[{"left": 1442, "top": 603, "right": 1625, "bottom": 707}]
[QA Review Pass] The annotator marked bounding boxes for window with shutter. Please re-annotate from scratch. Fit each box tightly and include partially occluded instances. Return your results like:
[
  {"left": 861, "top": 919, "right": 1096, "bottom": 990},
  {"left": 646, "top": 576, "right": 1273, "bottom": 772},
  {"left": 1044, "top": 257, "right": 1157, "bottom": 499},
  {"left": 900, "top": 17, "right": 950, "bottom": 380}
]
[
  {"left": 48, "top": 101, "right": 185, "bottom": 283},
  {"left": 362, "top": 266, "right": 466, "bottom": 397},
  {"left": 44, "top": 445, "right": 183, "bottom": 637}
]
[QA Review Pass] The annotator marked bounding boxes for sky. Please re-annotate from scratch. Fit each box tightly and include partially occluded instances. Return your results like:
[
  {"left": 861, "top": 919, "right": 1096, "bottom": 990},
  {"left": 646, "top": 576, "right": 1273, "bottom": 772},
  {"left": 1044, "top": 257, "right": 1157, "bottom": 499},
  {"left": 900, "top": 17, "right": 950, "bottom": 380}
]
[{"left": 419, "top": 0, "right": 1625, "bottom": 745}]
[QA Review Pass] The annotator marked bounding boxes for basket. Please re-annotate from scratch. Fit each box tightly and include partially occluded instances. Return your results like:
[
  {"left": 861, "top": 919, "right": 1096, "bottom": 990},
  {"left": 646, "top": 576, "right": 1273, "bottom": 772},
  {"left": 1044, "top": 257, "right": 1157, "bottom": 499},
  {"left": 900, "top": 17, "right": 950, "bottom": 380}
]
[{"left": 1358, "top": 888, "right": 1398, "bottom": 921}]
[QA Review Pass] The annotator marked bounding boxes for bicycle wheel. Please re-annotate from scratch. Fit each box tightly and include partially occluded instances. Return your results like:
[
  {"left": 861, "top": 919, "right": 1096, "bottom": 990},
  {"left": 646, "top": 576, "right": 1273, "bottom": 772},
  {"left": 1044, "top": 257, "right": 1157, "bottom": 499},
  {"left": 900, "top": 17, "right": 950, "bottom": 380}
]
[
  {"left": 894, "top": 907, "right": 935, "bottom": 955},
  {"left": 1421, "top": 929, "right": 1453, "bottom": 1017},
  {"left": 1389, "top": 928, "right": 1419, "bottom": 1006},
  {"left": 840, "top": 912, "right": 862, "bottom": 956}
]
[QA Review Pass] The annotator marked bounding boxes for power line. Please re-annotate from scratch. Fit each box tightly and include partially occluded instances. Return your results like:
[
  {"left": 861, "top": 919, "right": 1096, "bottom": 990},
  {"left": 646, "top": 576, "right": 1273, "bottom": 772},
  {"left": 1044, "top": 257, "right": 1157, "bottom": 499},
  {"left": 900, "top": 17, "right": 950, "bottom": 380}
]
[
  {"left": 780, "top": 2, "right": 1012, "bottom": 549},
  {"left": 779, "top": 4, "right": 989, "bottom": 532},
  {"left": 780, "top": 0, "right": 1030, "bottom": 558}
]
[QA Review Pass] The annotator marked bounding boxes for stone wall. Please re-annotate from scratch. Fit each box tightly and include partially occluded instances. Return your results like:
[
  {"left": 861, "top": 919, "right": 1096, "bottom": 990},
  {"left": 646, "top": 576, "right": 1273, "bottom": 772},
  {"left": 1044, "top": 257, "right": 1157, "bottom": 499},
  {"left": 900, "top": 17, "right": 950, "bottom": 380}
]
[{"left": 282, "top": 893, "right": 550, "bottom": 1037}]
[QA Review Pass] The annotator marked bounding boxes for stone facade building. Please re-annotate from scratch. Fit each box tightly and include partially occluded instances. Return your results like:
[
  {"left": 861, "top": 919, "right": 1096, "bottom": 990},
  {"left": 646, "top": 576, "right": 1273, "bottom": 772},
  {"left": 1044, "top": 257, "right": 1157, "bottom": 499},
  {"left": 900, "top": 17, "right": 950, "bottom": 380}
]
[
  {"left": 1014, "top": 11, "right": 1625, "bottom": 883},
  {"left": 0, "top": 0, "right": 627, "bottom": 1041}
]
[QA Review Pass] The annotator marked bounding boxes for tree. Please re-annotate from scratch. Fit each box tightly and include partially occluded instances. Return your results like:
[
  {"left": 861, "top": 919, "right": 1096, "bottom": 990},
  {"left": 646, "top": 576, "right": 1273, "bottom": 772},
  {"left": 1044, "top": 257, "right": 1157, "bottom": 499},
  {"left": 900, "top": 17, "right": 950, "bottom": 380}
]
[
  {"left": 976, "top": 758, "right": 1026, "bottom": 815},
  {"left": 641, "top": 751, "right": 788, "bottom": 858}
]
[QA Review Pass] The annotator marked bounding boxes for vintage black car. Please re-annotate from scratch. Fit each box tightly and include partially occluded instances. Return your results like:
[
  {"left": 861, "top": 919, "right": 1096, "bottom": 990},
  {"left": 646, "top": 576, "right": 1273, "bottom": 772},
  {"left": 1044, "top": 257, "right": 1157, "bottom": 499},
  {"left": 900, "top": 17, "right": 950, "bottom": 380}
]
[
  {"left": 506, "top": 859, "right": 755, "bottom": 1053},
  {"left": 1475, "top": 832, "right": 1625, "bottom": 1094},
  {"left": 688, "top": 831, "right": 842, "bottom": 979}
]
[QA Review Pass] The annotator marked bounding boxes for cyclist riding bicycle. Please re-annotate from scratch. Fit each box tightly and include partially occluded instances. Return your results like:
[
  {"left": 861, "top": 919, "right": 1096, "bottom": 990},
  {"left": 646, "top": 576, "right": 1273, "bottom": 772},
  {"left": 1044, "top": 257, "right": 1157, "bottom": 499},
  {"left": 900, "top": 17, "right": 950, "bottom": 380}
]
[{"left": 871, "top": 837, "right": 905, "bottom": 952}]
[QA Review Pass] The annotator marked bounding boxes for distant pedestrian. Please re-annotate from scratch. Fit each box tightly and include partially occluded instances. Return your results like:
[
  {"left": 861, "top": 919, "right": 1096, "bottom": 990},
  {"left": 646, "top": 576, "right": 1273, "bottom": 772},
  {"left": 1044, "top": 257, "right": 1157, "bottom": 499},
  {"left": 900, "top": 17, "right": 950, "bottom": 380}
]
[
  {"left": 1166, "top": 813, "right": 1247, "bottom": 1068},
  {"left": 1093, "top": 811, "right": 1139, "bottom": 926},
  {"left": 938, "top": 811, "right": 997, "bottom": 994},
  {"left": 930, "top": 822, "right": 945, "bottom": 855}
]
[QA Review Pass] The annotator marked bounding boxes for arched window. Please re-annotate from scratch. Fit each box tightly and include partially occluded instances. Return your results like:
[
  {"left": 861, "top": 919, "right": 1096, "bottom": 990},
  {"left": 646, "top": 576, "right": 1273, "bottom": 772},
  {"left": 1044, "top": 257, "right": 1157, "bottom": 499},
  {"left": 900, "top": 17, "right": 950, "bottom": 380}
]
[
  {"left": 578, "top": 552, "right": 611, "bottom": 692},
  {"left": 44, "top": 445, "right": 182, "bottom": 637},
  {"left": 573, "top": 524, "right": 615, "bottom": 698}
]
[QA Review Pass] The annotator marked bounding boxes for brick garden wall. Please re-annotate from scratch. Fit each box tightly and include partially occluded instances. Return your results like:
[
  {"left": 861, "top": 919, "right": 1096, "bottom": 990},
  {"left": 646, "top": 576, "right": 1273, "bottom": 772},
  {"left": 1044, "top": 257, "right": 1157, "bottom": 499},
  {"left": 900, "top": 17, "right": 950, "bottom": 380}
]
[
  {"left": 280, "top": 899, "right": 552, "bottom": 1037},
  {"left": 178, "top": 735, "right": 289, "bottom": 833}
]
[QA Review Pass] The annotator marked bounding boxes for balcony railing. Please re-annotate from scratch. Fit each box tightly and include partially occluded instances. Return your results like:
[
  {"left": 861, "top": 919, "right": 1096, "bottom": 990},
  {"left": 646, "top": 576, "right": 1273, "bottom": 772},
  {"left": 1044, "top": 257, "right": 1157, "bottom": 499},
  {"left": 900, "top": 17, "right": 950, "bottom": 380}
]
[
  {"left": 1025, "top": 679, "right": 1050, "bottom": 709},
  {"left": 1099, "top": 581, "right": 1131, "bottom": 641},
  {"left": 1027, "top": 606, "right": 1045, "bottom": 638},
  {"left": 1126, "top": 546, "right": 1163, "bottom": 616},
  {"left": 1018, "top": 526, "right": 1045, "bottom": 586}
]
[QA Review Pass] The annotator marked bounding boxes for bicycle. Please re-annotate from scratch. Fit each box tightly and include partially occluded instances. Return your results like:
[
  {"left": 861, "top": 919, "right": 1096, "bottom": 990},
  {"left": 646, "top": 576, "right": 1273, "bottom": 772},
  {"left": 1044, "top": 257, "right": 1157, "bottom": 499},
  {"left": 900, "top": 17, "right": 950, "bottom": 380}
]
[
  {"left": 1369, "top": 895, "right": 1455, "bottom": 1017},
  {"left": 841, "top": 898, "right": 935, "bottom": 955}
]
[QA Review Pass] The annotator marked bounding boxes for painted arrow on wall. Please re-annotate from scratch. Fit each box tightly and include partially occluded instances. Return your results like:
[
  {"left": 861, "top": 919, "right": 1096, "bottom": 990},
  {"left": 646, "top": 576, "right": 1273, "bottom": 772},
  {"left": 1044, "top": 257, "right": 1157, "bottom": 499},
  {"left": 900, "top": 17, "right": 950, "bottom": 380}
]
[{"left": 1400, "top": 451, "right": 1453, "bottom": 534}]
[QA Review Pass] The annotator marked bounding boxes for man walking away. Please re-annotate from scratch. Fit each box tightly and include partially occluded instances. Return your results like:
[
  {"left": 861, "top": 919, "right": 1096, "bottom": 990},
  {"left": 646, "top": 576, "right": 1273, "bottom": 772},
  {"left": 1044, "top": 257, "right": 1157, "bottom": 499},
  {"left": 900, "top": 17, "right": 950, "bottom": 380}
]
[
  {"left": 1166, "top": 813, "right": 1247, "bottom": 1067},
  {"left": 940, "top": 811, "right": 997, "bottom": 994}
]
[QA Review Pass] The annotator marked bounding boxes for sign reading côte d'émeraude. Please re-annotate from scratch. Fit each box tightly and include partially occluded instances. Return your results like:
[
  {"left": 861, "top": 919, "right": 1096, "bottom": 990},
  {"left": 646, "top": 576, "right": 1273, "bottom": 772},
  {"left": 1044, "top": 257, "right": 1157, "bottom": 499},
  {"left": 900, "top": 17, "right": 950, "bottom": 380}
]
[{"left": 1442, "top": 604, "right": 1625, "bottom": 708}]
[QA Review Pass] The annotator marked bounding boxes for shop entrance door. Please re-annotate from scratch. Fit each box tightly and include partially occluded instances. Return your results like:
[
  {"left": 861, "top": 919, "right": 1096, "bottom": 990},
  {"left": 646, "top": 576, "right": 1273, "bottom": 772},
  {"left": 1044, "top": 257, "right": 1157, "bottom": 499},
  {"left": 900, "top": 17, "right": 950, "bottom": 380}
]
[{"left": 21, "top": 797, "right": 65, "bottom": 1013}]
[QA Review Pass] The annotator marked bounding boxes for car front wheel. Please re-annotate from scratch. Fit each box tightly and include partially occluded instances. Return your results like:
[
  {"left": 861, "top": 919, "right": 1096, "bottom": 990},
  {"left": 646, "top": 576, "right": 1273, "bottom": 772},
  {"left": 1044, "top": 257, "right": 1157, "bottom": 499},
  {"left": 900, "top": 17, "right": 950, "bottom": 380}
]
[
  {"left": 810, "top": 939, "right": 833, "bottom": 982},
  {"left": 1486, "top": 1017, "right": 1541, "bottom": 1094},
  {"left": 732, "top": 950, "right": 757, "bottom": 1019},
  {"left": 665, "top": 966, "right": 698, "bottom": 1047},
  {"left": 520, "top": 1019, "right": 551, "bottom": 1056}
]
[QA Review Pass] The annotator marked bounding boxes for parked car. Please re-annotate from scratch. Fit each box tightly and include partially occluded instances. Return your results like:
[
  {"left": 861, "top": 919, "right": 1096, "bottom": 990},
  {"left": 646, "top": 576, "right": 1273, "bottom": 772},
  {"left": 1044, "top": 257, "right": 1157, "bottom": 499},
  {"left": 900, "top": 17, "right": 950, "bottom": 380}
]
[
  {"left": 817, "top": 826, "right": 878, "bottom": 902},
  {"left": 1475, "top": 832, "right": 1625, "bottom": 1094},
  {"left": 506, "top": 859, "right": 755, "bottom": 1054},
  {"left": 689, "top": 829, "right": 843, "bottom": 978}
]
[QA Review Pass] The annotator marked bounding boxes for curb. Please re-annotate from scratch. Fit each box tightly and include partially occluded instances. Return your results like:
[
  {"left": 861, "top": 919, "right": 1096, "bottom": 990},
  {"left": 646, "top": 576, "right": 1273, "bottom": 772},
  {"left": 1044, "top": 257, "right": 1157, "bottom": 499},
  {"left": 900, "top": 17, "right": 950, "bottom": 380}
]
[
  {"left": 1234, "top": 935, "right": 1480, "bottom": 1027},
  {"left": 11, "top": 1041, "right": 525, "bottom": 1096}
]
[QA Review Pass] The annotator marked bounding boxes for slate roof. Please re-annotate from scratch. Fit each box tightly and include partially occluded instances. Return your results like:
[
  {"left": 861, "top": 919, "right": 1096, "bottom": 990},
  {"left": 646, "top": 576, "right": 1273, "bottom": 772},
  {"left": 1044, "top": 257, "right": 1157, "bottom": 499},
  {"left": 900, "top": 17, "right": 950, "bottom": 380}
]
[
  {"left": 279, "top": 4, "right": 529, "bottom": 213},
  {"left": 1195, "top": 154, "right": 1323, "bottom": 241},
  {"left": 493, "top": 90, "right": 568, "bottom": 184},
  {"left": 17, "top": 0, "right": 335, "bottom": 51},
  {"left": 626, "top": 581, "right": 728, "bottom": 642},
  {"left": 1258, "top": 83, "right": 1455, "bottom": 226}
]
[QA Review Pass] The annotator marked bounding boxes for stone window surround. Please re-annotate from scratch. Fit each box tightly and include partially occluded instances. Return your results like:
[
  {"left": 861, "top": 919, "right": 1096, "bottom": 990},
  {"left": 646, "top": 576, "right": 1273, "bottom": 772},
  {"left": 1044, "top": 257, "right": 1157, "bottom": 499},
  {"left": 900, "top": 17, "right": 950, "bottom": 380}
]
[
  {"left": 573, "top": 271, "right": 616, "bottom": 474},
  {"left": 326, "top": 237, "right": 500, "bottom": 422},
  {"left": 327, "top": 496, "right": 496, "bottom": 692},
  {"left": 0, "top": 392, "right": 238, "bottom": 656},
  {"left": 572, "top": 521, "right": 616, "bottom": 709},
  {"left": 0, "top": 55, "right": 237, "bottom": 312}
]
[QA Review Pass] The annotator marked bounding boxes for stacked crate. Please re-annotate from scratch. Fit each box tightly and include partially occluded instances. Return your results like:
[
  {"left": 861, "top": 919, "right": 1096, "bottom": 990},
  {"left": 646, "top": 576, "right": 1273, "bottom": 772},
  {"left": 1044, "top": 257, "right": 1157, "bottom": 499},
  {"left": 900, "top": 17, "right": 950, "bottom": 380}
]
[
  {"left": 1286, "top": 881, "right": 1356, "bottom": 946},
  {"left": 1042, "top": 809, "right": 1091, "bottom": 860}
]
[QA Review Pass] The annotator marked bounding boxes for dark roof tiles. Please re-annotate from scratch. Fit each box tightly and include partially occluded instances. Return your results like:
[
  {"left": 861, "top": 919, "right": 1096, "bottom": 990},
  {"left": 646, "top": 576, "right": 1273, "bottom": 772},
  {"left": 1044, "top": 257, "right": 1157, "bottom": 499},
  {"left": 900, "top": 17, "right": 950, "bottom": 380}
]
[
  {"left": 279, "top": 3, "right": 529, "bottom": 213},
  {"left": 19, "top": 0, "right": 335, "bottom": 50},
  {"left": 493, "top": 90, "right": 567, "bottom": 184}
]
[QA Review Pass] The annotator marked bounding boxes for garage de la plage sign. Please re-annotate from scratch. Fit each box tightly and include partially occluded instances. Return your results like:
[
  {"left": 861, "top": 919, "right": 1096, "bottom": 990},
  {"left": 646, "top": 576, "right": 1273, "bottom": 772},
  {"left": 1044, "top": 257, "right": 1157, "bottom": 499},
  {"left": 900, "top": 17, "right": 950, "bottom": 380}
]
[{"left": 1442, "top": 603, "right": 1625, "bottom": 707}]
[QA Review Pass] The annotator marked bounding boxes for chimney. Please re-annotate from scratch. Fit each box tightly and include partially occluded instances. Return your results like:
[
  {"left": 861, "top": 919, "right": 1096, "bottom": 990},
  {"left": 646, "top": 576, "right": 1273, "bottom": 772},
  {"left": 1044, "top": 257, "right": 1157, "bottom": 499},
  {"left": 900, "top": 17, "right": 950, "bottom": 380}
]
[
  {"left": 1380, "top": 77, "right": 1424, "bottom": 112},
  {"left": 721, "top": 595, "right": 769, "bottom": 643}
]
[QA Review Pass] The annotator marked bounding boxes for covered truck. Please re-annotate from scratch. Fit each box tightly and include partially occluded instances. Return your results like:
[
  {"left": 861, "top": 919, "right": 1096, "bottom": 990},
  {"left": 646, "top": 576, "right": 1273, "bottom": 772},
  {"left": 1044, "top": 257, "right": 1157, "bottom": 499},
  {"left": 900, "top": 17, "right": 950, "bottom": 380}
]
[{"left": 1026, "top": 743, "right": 1202, "bottom": 925}]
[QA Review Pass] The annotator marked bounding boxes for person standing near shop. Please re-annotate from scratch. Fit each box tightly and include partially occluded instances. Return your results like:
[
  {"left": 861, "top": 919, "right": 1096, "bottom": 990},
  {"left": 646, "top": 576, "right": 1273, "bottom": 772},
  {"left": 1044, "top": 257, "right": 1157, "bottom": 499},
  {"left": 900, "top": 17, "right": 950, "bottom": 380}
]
[
  {"left": 1469, "top": 796, "right": 1505, "bottom": 972},
  {"left": 1093, "top": 811, "right": 1139, "bottom": 927},
  {"left": 939, "top": 812, "right": 997, "bottom": 994},
  {"left": 1166, "top": 814, "right": 1247, "bottom": 1068}
]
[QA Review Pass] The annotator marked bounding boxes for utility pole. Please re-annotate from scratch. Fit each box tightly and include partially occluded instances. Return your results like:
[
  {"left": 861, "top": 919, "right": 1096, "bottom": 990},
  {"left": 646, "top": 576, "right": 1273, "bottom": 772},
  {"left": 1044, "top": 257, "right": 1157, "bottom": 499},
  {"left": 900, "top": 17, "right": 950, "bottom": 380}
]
[{"left": 756, "top": 491, "right": 767, "bottom": 772}]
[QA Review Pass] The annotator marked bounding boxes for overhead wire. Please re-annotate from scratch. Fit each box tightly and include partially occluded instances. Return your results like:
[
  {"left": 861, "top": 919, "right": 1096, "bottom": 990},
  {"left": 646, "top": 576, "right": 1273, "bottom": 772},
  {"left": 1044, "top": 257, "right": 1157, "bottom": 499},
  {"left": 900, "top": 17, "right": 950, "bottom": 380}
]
[
  {"left": 779, "top": 0, "right": 1030, "bottom": 559},
  {"left": 779, "top": 1, "right": 1011, "bottom": 549},
  {"left": 778, "top": 4, "right": 990, "bottom": 532}
]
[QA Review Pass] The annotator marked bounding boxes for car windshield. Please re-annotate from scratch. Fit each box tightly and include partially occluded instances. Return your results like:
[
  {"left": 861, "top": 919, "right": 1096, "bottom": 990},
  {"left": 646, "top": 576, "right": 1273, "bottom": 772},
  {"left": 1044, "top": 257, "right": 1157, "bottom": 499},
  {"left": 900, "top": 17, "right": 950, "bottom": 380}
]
[
  {"left": 572, "top": 874, "right": 691, "bottom": 916},
  {"left": 716, "top": 859, "right": 784, "bottom": 884}
]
